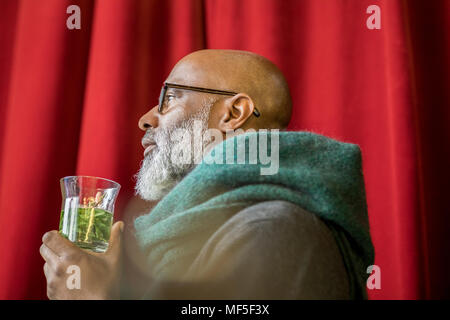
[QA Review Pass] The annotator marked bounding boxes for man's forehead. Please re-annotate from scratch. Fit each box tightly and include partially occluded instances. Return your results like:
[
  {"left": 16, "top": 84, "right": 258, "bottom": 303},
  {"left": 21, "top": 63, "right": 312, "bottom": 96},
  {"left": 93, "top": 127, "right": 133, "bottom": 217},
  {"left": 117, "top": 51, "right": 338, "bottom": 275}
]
[{"left": 165, "top": 58, "right": 231, "bottom": 90}]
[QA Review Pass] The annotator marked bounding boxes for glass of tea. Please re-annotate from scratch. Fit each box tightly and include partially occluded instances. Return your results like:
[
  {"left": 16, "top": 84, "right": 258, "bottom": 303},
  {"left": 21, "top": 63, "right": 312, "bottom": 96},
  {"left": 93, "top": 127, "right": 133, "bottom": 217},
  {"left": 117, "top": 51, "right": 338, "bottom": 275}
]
[{"left": 59, "top": 176, "right": 120, "bottom": 253}]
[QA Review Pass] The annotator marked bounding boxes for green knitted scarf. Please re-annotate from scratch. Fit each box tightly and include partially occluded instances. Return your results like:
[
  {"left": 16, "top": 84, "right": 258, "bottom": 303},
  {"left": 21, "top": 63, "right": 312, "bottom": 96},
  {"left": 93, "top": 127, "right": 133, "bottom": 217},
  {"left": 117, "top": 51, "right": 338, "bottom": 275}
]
[{"left": 134, "top": 131, "right": 374, "bottom": 299}]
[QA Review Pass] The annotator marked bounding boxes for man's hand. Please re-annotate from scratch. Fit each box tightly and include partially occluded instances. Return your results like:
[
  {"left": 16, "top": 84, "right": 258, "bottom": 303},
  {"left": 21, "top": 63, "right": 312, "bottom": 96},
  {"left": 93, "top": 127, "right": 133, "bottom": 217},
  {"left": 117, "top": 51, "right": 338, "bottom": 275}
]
[{"left": 40, "top": 221, "right": 124, "bottom": 300}]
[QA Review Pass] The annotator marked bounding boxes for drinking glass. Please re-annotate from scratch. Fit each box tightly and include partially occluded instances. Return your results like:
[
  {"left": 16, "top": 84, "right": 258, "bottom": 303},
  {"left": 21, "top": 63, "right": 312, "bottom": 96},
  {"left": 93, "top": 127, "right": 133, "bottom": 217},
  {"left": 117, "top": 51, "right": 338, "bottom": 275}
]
[{"left": 59, "top": 176, "right": 120, "bottom": 253}]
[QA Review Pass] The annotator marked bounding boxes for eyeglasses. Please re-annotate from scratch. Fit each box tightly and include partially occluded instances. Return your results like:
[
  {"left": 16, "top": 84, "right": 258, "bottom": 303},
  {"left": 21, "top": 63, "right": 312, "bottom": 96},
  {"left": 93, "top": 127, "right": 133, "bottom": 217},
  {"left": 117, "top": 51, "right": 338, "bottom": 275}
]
[{"left": 158, "top": 82, "right": 261, "bottom": 117}]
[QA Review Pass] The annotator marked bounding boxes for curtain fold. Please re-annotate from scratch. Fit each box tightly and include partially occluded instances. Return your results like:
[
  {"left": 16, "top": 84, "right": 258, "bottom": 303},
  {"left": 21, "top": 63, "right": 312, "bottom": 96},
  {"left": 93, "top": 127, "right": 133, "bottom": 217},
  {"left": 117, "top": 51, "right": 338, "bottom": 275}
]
[{"left": 0, "top": 0, "right": 448, "bottom": 299}]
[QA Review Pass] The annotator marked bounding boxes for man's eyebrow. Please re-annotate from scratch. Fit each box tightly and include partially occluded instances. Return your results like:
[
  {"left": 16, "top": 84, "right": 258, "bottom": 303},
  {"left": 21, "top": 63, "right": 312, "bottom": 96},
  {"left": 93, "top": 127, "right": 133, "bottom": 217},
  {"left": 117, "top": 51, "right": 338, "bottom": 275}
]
[{"left": 166, "top": 88, "right": 182, "bottom": 95}]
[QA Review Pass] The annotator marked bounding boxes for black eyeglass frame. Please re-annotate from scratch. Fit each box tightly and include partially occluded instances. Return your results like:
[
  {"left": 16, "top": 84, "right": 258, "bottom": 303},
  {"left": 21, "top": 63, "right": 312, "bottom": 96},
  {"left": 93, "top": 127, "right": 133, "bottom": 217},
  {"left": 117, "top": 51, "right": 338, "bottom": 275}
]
[{"left": 158, "top": 82, "right": 261, "bottom": 117}]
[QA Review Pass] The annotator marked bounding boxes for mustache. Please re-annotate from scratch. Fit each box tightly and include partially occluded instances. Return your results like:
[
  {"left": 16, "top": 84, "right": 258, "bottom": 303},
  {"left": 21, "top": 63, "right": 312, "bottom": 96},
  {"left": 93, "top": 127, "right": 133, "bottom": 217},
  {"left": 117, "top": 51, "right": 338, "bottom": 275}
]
[
  {"left": 141, "top": 130, "right": 159, "bottom": 149},
  {"left": 143, "top": 130, "right": 156, "bottom": 141},
  {"left": 142, "top": 120, "right": 183, "bottom": 146},
  {"left": 141, "top": 127, "right": 173, "bottom": 150}
]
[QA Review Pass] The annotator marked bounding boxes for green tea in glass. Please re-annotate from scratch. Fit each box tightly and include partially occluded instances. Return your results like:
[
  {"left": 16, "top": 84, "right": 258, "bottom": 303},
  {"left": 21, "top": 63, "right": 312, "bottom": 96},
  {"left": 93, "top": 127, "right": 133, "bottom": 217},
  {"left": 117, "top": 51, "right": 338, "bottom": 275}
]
[{"left": 59, "top": 176, "right": 120, "bottom": 253}]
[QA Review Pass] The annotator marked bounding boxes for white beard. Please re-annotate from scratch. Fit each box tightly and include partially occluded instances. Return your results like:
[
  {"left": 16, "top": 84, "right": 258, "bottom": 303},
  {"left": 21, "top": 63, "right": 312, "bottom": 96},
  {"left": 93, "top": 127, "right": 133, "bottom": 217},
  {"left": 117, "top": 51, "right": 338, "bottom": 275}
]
[{"left": 134, "top": 100, "right": 214, "bottom": 201}]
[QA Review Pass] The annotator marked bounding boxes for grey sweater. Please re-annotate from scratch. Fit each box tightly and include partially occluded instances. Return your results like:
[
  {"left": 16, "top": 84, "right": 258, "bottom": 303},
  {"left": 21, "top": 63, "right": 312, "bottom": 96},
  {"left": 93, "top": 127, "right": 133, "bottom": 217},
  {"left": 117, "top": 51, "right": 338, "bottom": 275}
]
[{"left": 138, "top": 200, "right": 350, "bottom": 299}]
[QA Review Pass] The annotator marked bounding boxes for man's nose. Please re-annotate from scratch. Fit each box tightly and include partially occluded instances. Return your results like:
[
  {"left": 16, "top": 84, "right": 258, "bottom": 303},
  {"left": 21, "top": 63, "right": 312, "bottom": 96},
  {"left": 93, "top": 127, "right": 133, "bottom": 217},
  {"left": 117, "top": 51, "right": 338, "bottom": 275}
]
[{"left": 138, "top": 105, "right": 159, "bottom": 131}]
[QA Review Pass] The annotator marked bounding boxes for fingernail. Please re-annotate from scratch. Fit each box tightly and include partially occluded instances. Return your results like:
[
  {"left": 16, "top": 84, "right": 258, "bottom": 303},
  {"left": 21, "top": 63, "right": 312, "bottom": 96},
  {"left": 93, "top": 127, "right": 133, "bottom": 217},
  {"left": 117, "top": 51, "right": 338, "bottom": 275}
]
[{"left": 120, "top": 223, "right": 124, "bottom": 232}]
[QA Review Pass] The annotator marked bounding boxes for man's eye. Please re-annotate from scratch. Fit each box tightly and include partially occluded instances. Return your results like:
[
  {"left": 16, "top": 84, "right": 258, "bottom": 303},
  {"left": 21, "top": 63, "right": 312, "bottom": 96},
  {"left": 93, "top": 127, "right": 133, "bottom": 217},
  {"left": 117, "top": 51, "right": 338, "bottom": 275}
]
[{"left": 166, "top": 94, "right": 175, "bottom": 102}]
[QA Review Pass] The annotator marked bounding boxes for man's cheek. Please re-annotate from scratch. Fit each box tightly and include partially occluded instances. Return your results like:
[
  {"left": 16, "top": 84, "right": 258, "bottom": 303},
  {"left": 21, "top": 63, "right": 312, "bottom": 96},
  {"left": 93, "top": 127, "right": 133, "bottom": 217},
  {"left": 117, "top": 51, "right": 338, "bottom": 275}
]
[{"left": 159, "top": 107, "right": 189, "bottom": 128}]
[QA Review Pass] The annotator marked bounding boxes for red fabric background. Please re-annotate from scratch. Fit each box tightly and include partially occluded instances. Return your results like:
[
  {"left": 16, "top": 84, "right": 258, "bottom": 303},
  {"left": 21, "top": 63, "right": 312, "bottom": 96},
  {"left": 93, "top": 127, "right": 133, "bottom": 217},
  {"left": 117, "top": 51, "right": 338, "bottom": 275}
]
[{"left": 0, "top": 0, "right": 448, "bottom": 299}]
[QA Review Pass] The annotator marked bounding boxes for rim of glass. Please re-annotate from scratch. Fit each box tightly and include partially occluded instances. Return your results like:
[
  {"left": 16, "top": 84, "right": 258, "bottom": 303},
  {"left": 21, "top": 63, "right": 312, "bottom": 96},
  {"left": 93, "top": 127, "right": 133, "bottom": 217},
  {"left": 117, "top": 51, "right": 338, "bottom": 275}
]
[{"left": 60, "top": 175, "right": 121, "bottom": 189}]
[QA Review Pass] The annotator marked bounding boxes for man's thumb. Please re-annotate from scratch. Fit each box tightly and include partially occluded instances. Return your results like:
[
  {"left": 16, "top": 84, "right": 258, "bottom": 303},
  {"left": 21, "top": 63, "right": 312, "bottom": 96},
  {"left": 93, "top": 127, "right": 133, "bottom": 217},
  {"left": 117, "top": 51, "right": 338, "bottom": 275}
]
[{"left": 106, "top": 221, "right": 124, "bottom": 256}]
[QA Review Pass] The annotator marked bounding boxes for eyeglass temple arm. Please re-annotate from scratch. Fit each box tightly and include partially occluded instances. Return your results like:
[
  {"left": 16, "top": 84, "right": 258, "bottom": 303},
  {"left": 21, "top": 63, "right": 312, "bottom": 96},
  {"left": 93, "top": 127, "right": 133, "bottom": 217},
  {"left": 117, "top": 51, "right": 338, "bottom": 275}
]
[{"left": 162, "top": 83, "right": 260, "bottom": 117}]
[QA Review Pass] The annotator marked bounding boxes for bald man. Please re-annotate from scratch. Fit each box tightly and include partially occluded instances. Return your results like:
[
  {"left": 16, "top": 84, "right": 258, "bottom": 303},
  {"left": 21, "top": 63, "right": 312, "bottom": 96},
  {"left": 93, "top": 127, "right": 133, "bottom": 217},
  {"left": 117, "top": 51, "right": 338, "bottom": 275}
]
[{"left": 40, "top": 50, "right": 356, "bottom": 300}]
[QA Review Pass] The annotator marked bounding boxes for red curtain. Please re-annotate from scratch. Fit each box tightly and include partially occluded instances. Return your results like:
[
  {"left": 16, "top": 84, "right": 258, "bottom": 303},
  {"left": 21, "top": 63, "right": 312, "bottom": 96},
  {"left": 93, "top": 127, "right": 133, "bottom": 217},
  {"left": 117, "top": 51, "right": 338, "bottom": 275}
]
[{"left": 0, "top": 0, "right": 448, "bottom": 299}]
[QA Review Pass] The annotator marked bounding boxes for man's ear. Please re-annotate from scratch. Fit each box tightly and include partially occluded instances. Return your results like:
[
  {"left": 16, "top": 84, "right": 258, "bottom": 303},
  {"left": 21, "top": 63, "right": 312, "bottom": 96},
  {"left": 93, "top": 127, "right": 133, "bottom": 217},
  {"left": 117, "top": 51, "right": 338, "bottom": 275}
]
[{"left": 217, "top": 93, "right": 255, "bottom": 132}]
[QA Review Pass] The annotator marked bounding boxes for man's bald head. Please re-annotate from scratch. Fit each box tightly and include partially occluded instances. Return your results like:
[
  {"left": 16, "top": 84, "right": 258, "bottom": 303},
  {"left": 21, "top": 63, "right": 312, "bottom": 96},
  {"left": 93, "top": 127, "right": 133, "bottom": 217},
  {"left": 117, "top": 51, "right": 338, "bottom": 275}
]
[{"left": 166, "top": 49, "right": 292, "bottom": 129}]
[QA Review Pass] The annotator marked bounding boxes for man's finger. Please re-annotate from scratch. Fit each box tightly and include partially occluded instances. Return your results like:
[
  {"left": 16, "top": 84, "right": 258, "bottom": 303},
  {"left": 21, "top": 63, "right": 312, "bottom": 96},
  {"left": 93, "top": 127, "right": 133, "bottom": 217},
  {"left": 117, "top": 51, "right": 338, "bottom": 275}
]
[
  {"left": 43, "top": 262, "right": 50, "bottom": 279},
  {"left": 39, "top": 243, "right": 60, "bottom": 264},
  {"left": 106, "top": 221, "right": 124, "bottom": 258},
  {"left": 42, "top": 230, "right": 77, "bottom": 256}
]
